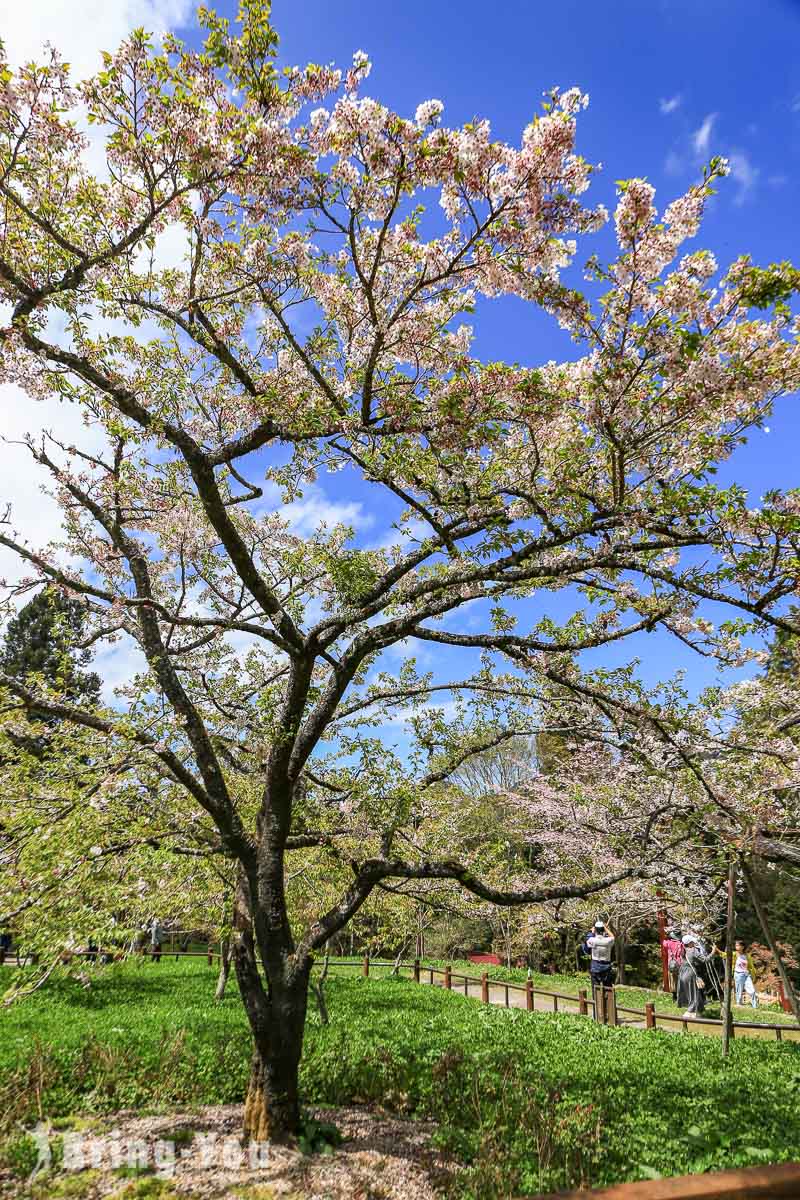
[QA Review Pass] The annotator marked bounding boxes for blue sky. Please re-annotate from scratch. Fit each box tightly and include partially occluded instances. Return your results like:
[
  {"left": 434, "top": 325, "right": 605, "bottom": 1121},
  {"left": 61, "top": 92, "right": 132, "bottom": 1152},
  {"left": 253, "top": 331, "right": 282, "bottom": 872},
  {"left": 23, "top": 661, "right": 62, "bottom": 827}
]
[
  {"left": 3, "top": 0, "right": 799, "bottom": 709},
  {"left": 262, "top": 0, "right": 800, "bottom": 694}
]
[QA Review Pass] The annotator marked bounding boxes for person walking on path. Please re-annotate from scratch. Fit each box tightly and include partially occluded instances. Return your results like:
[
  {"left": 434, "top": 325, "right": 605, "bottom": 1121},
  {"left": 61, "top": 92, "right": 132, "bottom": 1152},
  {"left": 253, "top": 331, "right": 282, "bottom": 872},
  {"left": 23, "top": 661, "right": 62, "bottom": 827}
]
[
  {"left": 586, "top": 919, "right": 615, "bottom": 989},
  {"left": 733, "top": 940, "right": 758, "bottom": 1008},
  {"left": 676, "top": 932, "right": 715, "bottom": 1018},
  {"left": 662, "top": 927, "right": 685, "bottom": 999}
]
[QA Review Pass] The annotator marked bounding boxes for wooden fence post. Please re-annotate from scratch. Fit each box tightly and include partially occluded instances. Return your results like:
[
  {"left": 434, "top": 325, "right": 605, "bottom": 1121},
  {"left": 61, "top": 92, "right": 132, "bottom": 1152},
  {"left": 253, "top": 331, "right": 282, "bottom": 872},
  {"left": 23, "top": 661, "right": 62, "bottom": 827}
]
[
  {"left": 578, "top": 988, "right": 588, "bottom": 1015},
  {"left": 593, "top": 983, "right": 606, "bottom": 1024},
  {"left": 207, "top": 944, "right": 213, "bottom": 966},
  {"left": 362, "top": 955, "right": 369, "bottom": 978},
  {"left": 606, "top": 987, "right": 618, "bottom": 1026},
  {"left": 481, "top": 971, "right": 489, "bottom": 1004},
  {"left": 413, "top": 957, "right": 420, "bottom": 984},
  {"left": 526, "top": 979, "right": 534, "bottom": 1011},
  {"left": 645, "top": 1002, "right": 655, "bottom": 1030},
  {"left": 444, "top": 964, "right": 452, "bottom": 990}
]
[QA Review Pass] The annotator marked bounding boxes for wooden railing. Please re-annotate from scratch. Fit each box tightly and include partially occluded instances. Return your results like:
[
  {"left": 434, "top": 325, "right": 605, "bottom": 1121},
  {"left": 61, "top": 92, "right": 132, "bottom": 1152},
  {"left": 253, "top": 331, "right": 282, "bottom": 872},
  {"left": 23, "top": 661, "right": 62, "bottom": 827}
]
[
  {"left": 528, "top": 1160, "right": 800, "bottom": 1198},
  {"left": 4, "top": 948, "right": 796, "bottom": 1041},
  {"left": 335, "top": 956, "right": 799, "bottom": 1042}
]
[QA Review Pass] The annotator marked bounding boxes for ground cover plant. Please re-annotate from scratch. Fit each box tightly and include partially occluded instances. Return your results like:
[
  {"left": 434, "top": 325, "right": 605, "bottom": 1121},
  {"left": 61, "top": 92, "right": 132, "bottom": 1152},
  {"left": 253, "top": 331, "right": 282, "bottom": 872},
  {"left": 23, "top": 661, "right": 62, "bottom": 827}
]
[{"left": 2, "top": 960, "right": 799, "bottom": 1197}]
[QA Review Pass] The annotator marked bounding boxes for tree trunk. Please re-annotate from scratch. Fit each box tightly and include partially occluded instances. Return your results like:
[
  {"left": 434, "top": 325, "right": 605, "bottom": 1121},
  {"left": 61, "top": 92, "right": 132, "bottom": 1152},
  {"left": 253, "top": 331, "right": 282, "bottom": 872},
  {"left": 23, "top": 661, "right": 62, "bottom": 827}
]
[
  {"left": 214, "top": 936, "right": 232, "bottom": 1002},
  {"left": 721, "top": 859, "right": 736, "bottom": 1057},
  {"left": 230, "top": 862, "right": 313, "bottom": 1142},
  {"left": 240, "top": 966, "right": 310, "bottom": 1142},
  {"left": 617, "top": 924, "right": 627, "bottom": 985},
  {"left": 741, "top": 858, "right": 800, "bottom": 1025},
  {"left": 243, "top": 1045, "right": 298, "bottom": 1141}
]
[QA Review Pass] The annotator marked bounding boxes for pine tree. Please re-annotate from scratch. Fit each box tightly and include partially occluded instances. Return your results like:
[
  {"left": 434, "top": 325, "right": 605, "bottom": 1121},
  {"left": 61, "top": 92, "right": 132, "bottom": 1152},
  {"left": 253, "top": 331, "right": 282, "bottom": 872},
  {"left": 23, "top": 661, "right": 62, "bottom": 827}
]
[{"left": 1, "top": 588, "right": 101, "bottom": 710}]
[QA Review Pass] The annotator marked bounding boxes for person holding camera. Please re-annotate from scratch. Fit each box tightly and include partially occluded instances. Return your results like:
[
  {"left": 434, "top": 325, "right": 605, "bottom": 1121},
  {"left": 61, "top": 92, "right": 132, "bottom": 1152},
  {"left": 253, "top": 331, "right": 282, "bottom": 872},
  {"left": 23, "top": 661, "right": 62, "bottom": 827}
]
[{"left": 585, "top": 919, "right": 615, "bottom": 988}]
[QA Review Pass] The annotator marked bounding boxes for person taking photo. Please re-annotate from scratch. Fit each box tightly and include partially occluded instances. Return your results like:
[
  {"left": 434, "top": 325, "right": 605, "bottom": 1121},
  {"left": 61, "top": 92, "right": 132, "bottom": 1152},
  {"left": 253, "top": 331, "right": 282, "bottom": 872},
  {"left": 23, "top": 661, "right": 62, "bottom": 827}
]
[{"left": 586, "top": 919, "right": 615, "bottom": 989}]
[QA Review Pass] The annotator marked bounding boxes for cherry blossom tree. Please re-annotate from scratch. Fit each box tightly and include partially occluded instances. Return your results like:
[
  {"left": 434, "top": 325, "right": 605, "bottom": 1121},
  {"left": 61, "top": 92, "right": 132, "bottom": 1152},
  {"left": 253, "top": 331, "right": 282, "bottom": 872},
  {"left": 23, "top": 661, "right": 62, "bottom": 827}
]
[{"left": 1, "top": 1, "right": 800, "bottom": 1137}]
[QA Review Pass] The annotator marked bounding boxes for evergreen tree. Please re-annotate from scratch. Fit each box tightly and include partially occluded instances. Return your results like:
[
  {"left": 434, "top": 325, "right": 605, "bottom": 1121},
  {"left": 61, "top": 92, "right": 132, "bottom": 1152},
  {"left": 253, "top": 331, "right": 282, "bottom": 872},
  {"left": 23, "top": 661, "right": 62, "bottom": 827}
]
[{"left": 1, "top": 588, "right": 101, "bottom": 709}]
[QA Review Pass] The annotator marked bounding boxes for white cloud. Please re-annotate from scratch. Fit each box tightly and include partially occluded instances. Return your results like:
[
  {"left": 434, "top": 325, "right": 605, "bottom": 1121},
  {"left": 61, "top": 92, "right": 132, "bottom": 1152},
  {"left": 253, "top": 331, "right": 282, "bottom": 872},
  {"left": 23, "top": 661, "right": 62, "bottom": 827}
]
[
  {"left": 727, "top": 150, "right": 759, "bottom": 205},
  {"left": 664, "top": 150, "right": 684, "bottom": 177},
  {"left": 692, "top": 113, "right": 717, "bottom": 157},
  {"left": 134, "top": 222, "right": 191, "bottom": 274},
  {"left": 0, "top": 1, "right": 193, "bottom": 592},
  {"left": 282, "top": 489, "right": 374, "bottom": 539},
  {"left": 659, "top": 94, "right": 682, "bottom": 115},
  {"left": 0, "top": 378, "right": 109, "bottom": 590},
  {"left": 4, "top": 1, "right": 195, "bottom": 180},
  {"left": 3, "top": 0, "right": 193, "bottom": 80},
  {"left": 92, "top": 635, "right": 148, "bottom": 706},
  {"left": 252, "top": 480, "right": 374, "bottom": 541}
]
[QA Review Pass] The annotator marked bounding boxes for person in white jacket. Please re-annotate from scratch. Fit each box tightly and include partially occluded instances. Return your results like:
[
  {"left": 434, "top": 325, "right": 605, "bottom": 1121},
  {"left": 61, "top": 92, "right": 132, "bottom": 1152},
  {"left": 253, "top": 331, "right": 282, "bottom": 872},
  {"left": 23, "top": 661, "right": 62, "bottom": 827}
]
[{"left": 586, "top": 919, "right": 615, "bottom": 988}]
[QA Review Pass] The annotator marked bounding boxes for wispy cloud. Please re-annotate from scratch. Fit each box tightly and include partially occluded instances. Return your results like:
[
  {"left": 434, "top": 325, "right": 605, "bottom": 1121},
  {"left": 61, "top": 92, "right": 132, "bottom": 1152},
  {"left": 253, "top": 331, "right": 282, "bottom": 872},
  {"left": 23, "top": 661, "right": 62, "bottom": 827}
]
[
  {"left": 663, "top": 150, "right": 685, "bottom": 176},
  {"left": 282, "top": 490, "right": 374, "bottom": 539},
  {"left": 692, "top": 113, "right": 717, "bottom": 157},
  {"left": 663, "top": 110, "right": 763, "bottom": 208},
  {"left": 791, "top": 94, "right": 800, "bottom": 114},
  {"left": 659, "top": 94, "right": 682, "bottom": 115},
  {"left": 727, "top": 150, "right": 760, "bottom": 205}
]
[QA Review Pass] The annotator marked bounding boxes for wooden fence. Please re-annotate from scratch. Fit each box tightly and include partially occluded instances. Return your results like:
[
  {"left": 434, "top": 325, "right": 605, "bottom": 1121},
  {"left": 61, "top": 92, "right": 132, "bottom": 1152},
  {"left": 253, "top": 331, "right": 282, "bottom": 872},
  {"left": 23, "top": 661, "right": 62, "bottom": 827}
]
[
  {"left": 4, "top": 947, "right": 796, "bottom": 1042},
  {"left": 327, "top": 956, "right": 800, "bottom": 1042},
  {"left": 528, "top": 1160, "right": 800, "bottom": 1198}
]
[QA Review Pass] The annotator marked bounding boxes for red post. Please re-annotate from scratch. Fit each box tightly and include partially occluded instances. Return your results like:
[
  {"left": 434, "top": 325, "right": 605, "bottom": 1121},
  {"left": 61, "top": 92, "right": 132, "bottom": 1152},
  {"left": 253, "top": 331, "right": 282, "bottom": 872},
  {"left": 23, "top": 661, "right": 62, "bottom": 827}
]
[
  {"left": 645, "top": 1002, "right": 655, "bottom": 1029},
  {"left": 362, "top": 955, "right": 369, "bottom": 977},
  {"left": 413, "top": 957, "right": 420, "bottom": 984},
  {"left": 444, "top": 964, "right": 452, "bottom": 990},
  {"left": 525, "top": 979, "right": 534, "bottom": 1011},
  {"left": 778, "top": 981, "right": 793, "bottom": 1014},
  {"left": 656, "top": 892, "right": 670, "bottom": 993},
  {"left": 578, "top": 988, "right": 588, "bottom": 1015},
  {"left": 481, "top": 971, "right": 489, "bottom": 1004}
]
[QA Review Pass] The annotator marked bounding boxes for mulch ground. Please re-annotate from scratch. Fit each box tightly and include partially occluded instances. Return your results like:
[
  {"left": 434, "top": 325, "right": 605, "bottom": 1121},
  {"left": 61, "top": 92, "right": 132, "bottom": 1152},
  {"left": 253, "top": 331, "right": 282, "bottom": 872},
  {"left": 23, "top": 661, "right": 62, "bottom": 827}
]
[{"left": 6, "top": 1103, "right": 459, "bottom": 1199}]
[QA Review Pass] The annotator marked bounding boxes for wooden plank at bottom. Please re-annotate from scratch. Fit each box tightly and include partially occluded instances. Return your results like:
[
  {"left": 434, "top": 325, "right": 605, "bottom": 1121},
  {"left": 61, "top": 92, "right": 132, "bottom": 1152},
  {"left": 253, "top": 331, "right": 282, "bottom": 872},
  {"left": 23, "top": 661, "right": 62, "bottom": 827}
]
[{"left": 527, "top": 1161, "right": 800, "bottom": 1199}]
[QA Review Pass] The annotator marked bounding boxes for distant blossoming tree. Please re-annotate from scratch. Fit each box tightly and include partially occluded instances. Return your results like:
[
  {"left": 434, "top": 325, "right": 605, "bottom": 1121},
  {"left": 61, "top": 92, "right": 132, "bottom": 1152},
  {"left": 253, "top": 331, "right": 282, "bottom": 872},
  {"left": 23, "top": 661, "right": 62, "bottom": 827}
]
[{"left": 1, "top": 1, "right": 799, "bottom": 1137}]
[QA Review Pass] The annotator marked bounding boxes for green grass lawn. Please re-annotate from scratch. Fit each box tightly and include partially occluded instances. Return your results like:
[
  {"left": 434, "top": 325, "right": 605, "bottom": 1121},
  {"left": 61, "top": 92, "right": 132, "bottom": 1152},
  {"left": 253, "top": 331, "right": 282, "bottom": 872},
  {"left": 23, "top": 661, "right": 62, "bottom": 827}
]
[{"left": 2, "top": 958, "right": 800, "bottom": 1197}]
